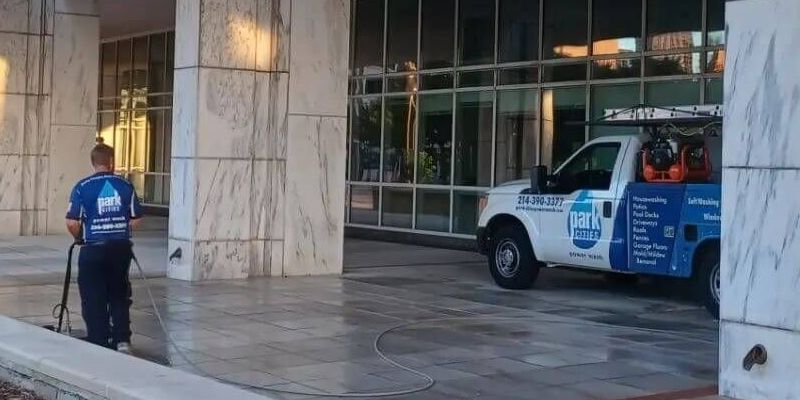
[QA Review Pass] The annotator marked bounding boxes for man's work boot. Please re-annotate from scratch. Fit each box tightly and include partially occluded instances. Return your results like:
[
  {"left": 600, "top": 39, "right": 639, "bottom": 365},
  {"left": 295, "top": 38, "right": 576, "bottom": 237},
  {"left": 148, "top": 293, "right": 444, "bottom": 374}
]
[{"left": 116, "top": 342, "right": 132, "bottom": 355}]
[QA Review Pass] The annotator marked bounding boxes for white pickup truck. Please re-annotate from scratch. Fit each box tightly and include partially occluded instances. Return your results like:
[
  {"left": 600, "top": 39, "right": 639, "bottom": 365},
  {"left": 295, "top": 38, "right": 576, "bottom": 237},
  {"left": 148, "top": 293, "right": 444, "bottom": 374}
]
[{"left": 476, "top": 106, "right": 722, "bottom": 317}]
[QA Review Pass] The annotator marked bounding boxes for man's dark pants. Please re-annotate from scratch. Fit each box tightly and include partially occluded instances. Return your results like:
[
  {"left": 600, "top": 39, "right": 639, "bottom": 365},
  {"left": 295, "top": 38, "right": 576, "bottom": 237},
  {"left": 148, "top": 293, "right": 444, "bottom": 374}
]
[{"left": 77, "top": 241, "right": 133, "bottom": 348}]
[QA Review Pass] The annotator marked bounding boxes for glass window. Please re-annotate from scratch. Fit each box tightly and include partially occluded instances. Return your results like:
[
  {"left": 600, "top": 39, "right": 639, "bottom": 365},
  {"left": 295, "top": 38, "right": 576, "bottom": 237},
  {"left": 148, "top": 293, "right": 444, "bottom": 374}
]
[
  {"left": 351, "top": 77, "right": 383, "bottom": 95},
  {"left": 590, "top": 84, "right": 639, "bottom": 139},
  {"left": 350, "top": 98, "right": 382, "bottom": 182},
  {"left": 148, "top": 34, "right": 166, "bottom": 93},
  {"left": 591, "top": 58, "right": 640, "bottom": 79},
  {"left": 386, "top": 0, "right": 419, "bottom": 72},
  {"left": 705, "top": 78, "right": 723, "bottom": 105},
  {"left": 382, "top": 187, "right": 413, "bottom": 228},
  {"left": 707, "top": 0, "right": 725, "bottom": 46},
  {"left": 458, "top": 0, "right": 495, "bottom": 66},
  {"left": 383, "top": 96, "right": 416, "bottom": 183},
  {"left": 417, "top": 94, "right": 453, "bottom": 184},
  {"left": 132, "top": 37, "right": 148, "bottom": 92},
  {"left": 496, "top": 89, "right": 538, "bottom": 184},
  {"left": 350, "top": 186, "right": 379, "bottom": 225},
  {"left": 542, "top": 63, "right": 587, "bottom": 82},
  {"left": 645, "top": 79, "right": 701, "bottom": 106},
  {"left": 386, "top": 74, "right": 418, "bottom": 93},
  {"left": 541, "top": 87, "right": 586, "bottom": 169},
  {"left": 543, "top": 0, "right": 588, "bottom": 59},
  {"left": 454, "top": 191, "right": 480, "bottom": 234},
  {"left": 706, "top": 50, "right": 725, "bottom": 73},
  {"left": 554, "top": 142, "right": 621, "bottom": 192},
  {"left": 498, "top": 67, "right": 538, "bottom": 85},
  {"left": 455, "top": 91, "right": 494, "bottom": 186},
  {"left": 166, "top": 32, "right": 174, "bottom": 92},
  {"left": 117, "top": 39, "right": 132, "bottom": 100},
  {"left": 419, "top": 73, "right": 453, "bottom": 90},
  {"left": 645, "top": 53, "right": 702, "bottom": 76},
  {"left": 416, "top": 189, "right": 450, "bottom": 232},
  {"left": 353, "top": 0, "right": 385, "bottom": 75},
  {"left": 101, "top": 43, "right": 117, "bottom": 99},
  {"left": 499, "top": 0, "right": 539, "bottom": 62},
  {"left": 592, "top": 0, "right": 641, "bottom": 55},
  {"left": 646, "top": 0, "right": 701, "bottom": 51},
  {"left": 459, "top": 70, "right": 494, "bottom": 88},
  {"left": 421, "top": 0, "right": 455, "bottom": 69}
]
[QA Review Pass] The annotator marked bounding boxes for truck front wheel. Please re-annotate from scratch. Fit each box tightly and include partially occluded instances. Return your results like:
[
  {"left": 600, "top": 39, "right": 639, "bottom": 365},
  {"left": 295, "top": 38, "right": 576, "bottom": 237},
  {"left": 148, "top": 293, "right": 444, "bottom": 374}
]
[
  {"left": 488, "top": 225, "right": 540, "bottom": 289},
  {"left": 693, "top": 248, "right": 720, "bottom": 319}
]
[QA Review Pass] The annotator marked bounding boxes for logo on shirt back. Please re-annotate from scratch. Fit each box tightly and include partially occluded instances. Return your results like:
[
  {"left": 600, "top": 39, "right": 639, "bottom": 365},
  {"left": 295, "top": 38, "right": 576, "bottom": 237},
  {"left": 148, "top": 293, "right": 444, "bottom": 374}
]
[{"left": 97, "top": 181, "right": 122, "bottom": 215}]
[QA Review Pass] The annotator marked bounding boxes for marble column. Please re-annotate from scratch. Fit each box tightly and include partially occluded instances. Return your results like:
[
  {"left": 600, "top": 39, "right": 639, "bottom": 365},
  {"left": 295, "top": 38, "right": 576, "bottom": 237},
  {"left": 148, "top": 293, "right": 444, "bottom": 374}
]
[
  {"left": 720, "top": 1, "right": 800, "bottom": 399},
  {"left": 169, "top": 0, "right": 349, "bottom": 280},
  {"left": 0, "top": 0, "right": 98, "bottom": 237}
]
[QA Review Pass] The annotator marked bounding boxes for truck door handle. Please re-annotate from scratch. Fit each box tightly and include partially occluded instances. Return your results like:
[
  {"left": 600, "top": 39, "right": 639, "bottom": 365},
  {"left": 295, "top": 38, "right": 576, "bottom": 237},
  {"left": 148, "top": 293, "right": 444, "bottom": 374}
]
[{"left": 603, "top": 201, "right": 612, "bottom": 218}]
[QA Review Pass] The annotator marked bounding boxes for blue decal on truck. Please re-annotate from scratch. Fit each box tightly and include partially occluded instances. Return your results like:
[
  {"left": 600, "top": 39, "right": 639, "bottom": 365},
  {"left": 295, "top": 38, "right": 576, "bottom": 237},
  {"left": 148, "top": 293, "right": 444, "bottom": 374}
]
[
  {"left": 609, "top": 190, "right": 628, "bottom": 271},
  {"left": 568, "top": 191, "right": 602, "bottom": 249}
]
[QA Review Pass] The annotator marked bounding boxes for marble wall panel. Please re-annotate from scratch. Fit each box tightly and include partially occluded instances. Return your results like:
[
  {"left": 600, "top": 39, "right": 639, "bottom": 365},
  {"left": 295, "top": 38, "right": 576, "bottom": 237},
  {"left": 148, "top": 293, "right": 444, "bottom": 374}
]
[
  {"left": 0, "top": 32, "right": 29, "bottom": 94},
  {"left": 251, "top": 160, "right": 285, "bottom": 240},
  {"left": 0, "top": 94, "right": 25, "bottom": 155},
  {"left": 175, "top": 0, "right": 201, "bottom": 69},
  {"left": 283, "top": 115, "right": 346, "bottom": 276},
  {"left": 196, "top": 68, "right": 255, "bottom": 159},
  {"left": 168, "top": 157, "right": 196, "bottom": 241},
  {"left": 167, "top": 238, "right": 194, "bottom": 280},
  {"left": 46, "top": 125, "right": 93, "bottom": 234},
  {"left": 25, "top": 35, "right": 53, "bottom": 96},
  {"left": 193, "top": 159, "right": 252, "bottom": 241},
  {"left": 171, "top": 68, "right": 199, "bottom": 158},
  {"left": 270, "top": 240, "right": 283, "bottom": 277},
  {"left": 723, "top": 0, "right": 800, "bottom": 169},
  {"left": 199, "top": 0, "right": 258, "bottom": 70},
  {"left": 287, "top": 0, "right": 350, "bottom": 117},
  {"left": 23, "top": 95, "right": 51, "bottom": 156},
  {"left": 253, "top": 72, "right": 288, "bottom": 160},
  {"left": 21, "top": 154, "right": 48, "bottom": 211},
  {"left": 256, "top": 0, "right": 291, "bottom": 72},
  {"left": 0, "top": 0, "right": 30, "bottom": 33},
  {"left": 0, "top": 155, "right": 22, "bottom": 211},
  {"left": 54, "top": 0, "right": 98, "bottom": 15},
  {"left": 28, "top": 0, "right": 55, "bottom": 35},
  {"left": 20, "top": 210, "right": 47, "bottom": 235},
  {"left": 51, "top": 13, "right": 98, "bottom": 126},
  {"left": 0, "top": 211, "right": 21, "bottom": 237},
  {"left": 249, "top": 239, "right": 269, "bottom": 276},
  {"left": 194, "top": 240, "right": 250, "bottom": 280},
  {"left": 720, "top": 321, "right": 800, "bottom": 400}
]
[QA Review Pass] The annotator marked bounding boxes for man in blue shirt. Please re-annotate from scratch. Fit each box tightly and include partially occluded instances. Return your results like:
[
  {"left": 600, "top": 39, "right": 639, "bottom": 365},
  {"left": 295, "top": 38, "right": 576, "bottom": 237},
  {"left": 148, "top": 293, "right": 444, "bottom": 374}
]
[{"left": 66, "top": 138, "right": 143, "bottom": 353}]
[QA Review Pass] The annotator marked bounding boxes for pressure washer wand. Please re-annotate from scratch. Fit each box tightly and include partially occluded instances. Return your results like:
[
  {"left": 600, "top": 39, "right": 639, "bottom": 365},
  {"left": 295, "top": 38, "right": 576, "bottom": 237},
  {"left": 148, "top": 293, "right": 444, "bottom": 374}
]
[{"left": 56, "top": 241, "right": 80, "bottom": 333}]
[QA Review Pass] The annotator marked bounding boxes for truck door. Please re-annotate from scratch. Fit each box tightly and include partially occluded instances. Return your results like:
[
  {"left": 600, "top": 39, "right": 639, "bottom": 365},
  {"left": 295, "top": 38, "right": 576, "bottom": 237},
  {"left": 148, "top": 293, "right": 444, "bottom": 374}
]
[{"left": 537, "top": 140, "right": 627, "bottom": 269}]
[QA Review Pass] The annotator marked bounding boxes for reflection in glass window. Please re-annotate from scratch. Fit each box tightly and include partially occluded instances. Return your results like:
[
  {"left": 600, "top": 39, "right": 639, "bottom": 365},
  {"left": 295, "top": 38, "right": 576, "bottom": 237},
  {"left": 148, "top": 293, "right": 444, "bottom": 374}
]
[
  {"left": 382, "top": 187, "right": 413, "bottom": 228},
  {"left": 590, "top": 84, "right": 639, "bottom": 139},
  {"left": 542, "top": 63, "right": 587, "bottom": 82},
  {"left": 421, "top": 0, "right": 455, "bottom": 69},
  {"left": 498, "top": 67, "right": 538, "bottom": 85},
  {"left": 499, "top": 0, "right": 539, "bottom": 62},
  {"left": 384, "top": 96, "right": 417, "bottom": 183},
  {"left": 541, "top": 87, "right": 586, "bottom": 169},
  {"left": 496, "top": 89, "right": 538, "bottom": 185},
  {"left": 350, "top": 98, "right": 382, "bottom": 182},
  {"left": 417, "top": 94, "right": 453, "bottom": 184},
  {"left": 148, "top": 34, "right": 166, "bottom": 93},
  {"left": 647, "top": 0, "right": 701, "bottom": 51},
  {"left": 707, "top": 0, "right": 725, "bottom": 46},
  {"left": 591, "top": 58, "right": 640, "bottom": 79},
  {"left": 419, "top": 73, "right": 454, "bottom": 90},
  {"left": 459, "top": 0, "right": 495, "bottom": 65},
  {"left": 350, "top": 186, "right": 379, "bottom": 225},
  {"left": 454, "top": 192, "right": 480, "bottom": 234},
  {"left": 555, "top": 142, "right": 620, "bottom": 192},
  {"left": 543, "top": 0, "right": 588, "bottom": 59},
  {"left": 353, "top": 0, "right": 384, "bottom": 75},
  {"left": 455, "top": 92, "right": 493, "bottom": 186},
  {"left": 705, "top": 79, "right": 723, "bottom": 105},
  {"left": 386, "top": 0, "right": 419, "bottom": 72},
  {"left": 592, "top": 0, "right": 641, "bottom": 55},
  {"left": 386, "top": 74, "right": 418, "bottom": 93},
  {"left": 101, "top": 43, "right": 117, "bottom": 98},
  {"left": 459, "top": 70, "right": 494, "bottom": 88},
  {"left": 706, "top": 50, "right": 725, "bottom": 73},
  {"left": 645, "top": 53, "right": 701, "bottom": 76},
  {"left": 645, "top": 80, "right": 700, "bottom": 106},
  {"left": 416, "top": 189, "right": 450, "bottom": 232}
]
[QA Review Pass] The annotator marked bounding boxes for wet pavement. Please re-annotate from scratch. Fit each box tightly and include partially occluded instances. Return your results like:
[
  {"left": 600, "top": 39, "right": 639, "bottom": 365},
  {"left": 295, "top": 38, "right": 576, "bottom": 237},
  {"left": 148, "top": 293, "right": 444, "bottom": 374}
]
[{"left": 0, "top": 229, "right": 725, "bottom": 399}]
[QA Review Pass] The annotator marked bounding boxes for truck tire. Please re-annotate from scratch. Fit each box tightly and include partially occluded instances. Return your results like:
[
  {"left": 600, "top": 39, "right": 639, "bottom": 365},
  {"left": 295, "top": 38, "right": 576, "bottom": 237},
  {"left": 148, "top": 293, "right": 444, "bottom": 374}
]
[
  {"left": 693, "top": 247, "right": 720, "bottom": 319},
  {"left": 488, "top": 225, "right": 540, "bottom": 289}
]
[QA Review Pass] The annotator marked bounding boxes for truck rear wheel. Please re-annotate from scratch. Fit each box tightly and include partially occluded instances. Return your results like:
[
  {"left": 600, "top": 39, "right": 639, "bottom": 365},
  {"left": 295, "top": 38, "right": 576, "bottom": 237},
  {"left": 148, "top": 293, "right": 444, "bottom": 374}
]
[
  {"left": 488, "top": 225, "right": 540, "bottom": 289},
  {"left": 693, "top": 247, "right": 720, "bottom": 319}
]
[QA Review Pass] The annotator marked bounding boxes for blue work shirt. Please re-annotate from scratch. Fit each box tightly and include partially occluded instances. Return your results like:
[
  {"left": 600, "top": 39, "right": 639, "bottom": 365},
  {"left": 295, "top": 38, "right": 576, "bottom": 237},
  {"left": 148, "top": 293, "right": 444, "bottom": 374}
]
[{"left": 66, "top": 172, "right": 143, "bottom": 243}]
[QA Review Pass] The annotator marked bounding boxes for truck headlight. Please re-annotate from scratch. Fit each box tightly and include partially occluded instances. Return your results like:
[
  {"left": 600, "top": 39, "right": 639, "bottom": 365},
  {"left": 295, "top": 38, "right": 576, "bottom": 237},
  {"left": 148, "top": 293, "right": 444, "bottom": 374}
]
[{"left": 478, "top": 194, "right": 489, "bottom": 214}]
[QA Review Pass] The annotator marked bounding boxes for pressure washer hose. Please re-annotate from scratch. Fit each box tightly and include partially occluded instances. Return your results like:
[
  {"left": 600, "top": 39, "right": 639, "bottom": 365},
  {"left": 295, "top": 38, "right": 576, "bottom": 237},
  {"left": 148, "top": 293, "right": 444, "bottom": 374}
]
[{"left": 130, "top": 254, "right": 715, "bottom": 398}]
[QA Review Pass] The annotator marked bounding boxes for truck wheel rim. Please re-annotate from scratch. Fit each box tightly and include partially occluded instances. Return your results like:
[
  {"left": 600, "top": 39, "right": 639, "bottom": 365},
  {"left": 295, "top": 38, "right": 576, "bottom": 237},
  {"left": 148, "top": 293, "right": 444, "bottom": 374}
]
[
  {"left": 710, "top": 262, "right": 720, "bottom": 305},
  {"left": 495, "top": 239, "right": 519, "bottom": 278}
]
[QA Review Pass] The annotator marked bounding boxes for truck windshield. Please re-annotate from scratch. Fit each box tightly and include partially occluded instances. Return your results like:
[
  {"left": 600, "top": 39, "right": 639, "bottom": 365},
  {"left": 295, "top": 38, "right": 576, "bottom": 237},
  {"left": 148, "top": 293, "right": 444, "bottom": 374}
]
[{"left": 554, "top": 142, "right": 621, "bottom": 193}]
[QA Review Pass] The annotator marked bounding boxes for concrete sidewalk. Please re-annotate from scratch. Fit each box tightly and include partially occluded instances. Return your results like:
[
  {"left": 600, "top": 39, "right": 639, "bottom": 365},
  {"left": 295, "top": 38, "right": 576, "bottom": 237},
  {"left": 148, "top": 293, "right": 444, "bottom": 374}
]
[{"left": 0, "top": 231, "right": 724, "bottom": 400}]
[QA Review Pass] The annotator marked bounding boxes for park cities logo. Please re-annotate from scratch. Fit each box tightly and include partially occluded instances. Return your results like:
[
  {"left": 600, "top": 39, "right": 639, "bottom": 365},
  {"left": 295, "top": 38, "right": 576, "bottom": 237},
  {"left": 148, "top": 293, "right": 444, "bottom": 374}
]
[
  {"left": 567, "top": 191, "right": 602, "bottom": 249},
  {"left": 97, "top": 181, "right": 122, "bottom": 215}
]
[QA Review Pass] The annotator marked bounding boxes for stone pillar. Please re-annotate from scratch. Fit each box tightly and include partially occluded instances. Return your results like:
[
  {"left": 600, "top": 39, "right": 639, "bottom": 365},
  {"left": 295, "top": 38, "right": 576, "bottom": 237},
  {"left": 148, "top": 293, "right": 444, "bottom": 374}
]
[
  {"left": 169, "top": 0, "right": 349, "bottom": 280},
  {"left": 0, "top": 0, "right": 98, "bottom": 237},
  {"left": 720, "top": 1, "right": 800, "bottom": 399}
]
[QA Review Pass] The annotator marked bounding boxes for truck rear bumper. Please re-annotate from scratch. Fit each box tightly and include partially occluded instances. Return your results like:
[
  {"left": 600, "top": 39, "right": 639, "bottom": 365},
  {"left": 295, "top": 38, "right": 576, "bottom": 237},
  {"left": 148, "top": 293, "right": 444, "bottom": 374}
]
[{"left": 476, "top": 227, "right": 489, "bottom": 255}]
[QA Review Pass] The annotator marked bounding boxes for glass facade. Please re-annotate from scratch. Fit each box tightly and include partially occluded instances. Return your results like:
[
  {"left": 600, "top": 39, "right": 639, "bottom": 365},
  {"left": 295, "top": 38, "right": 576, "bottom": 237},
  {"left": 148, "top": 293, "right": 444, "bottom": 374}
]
[
  {"left": 98, "top": 32, "right": 174, "bottom": 208},
  {"left": 347, "top": 0, "right": 724, "bottom": 237}
]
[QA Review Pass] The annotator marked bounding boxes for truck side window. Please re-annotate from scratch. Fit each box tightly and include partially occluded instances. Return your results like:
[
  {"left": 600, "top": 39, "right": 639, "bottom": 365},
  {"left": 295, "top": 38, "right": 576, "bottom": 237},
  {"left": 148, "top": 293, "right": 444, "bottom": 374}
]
[{"left": 553, "top": 142, "right": 621, "bottom": 194}]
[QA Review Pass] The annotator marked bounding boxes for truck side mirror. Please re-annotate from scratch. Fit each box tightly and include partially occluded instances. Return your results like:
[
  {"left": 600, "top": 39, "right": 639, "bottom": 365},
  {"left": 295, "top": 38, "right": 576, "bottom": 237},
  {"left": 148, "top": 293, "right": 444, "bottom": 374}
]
[{"left": 530, "top": 165, "right": 548, "bottom": 194}]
